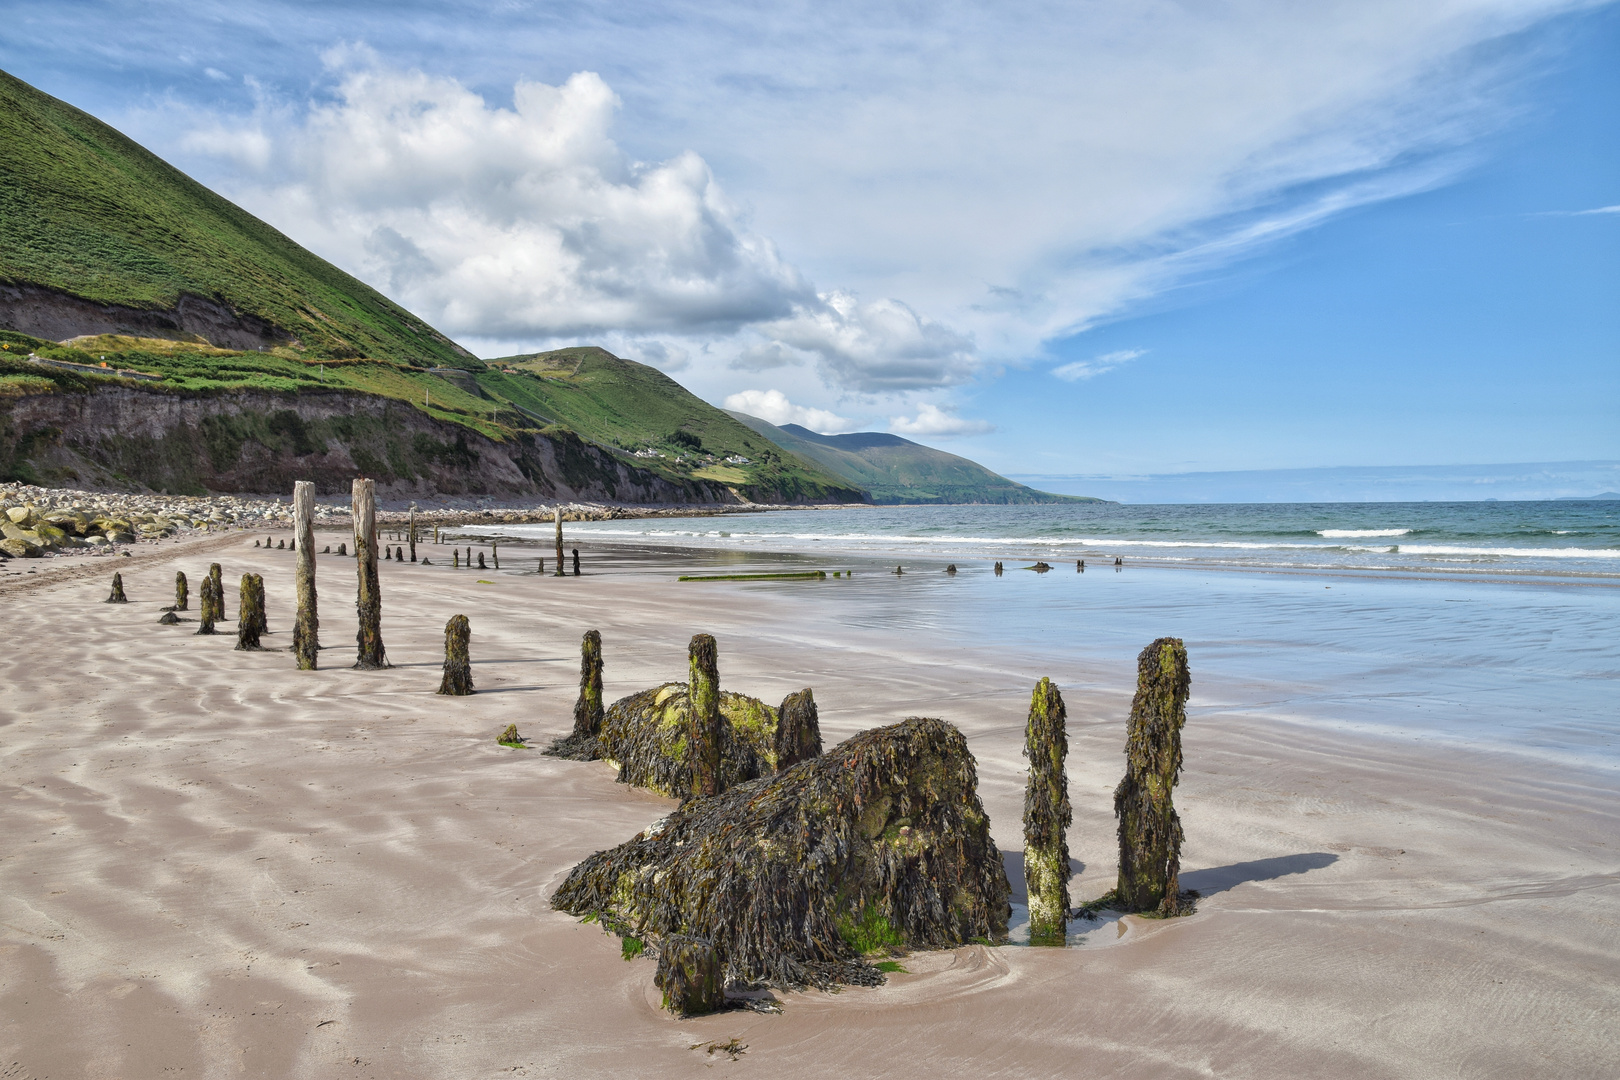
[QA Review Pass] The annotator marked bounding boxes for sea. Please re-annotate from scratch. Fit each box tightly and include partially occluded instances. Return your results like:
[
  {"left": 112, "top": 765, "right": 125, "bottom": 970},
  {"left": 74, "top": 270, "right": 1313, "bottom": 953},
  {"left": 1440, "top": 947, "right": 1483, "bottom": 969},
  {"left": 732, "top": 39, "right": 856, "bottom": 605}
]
[
  {"left": 463, "top": 501, "right": 1619, "bottom": 767},
  {"left": 478, "top": 500, "right": 1620, "bottom": 581}
]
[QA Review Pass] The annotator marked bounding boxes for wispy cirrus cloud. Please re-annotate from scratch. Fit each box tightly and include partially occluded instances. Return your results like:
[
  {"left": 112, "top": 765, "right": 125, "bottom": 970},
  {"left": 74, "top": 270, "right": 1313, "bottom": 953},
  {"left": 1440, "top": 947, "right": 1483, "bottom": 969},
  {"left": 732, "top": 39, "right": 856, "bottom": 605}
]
[{"left": 1052, "top": 349, "right": 1146, "bottom": 381}]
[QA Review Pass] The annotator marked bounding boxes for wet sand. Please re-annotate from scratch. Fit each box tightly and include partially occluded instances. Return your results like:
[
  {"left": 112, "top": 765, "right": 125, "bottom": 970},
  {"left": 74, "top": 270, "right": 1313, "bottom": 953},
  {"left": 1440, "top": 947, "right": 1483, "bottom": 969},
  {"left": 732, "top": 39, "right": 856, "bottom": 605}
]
[{"left": 2, "top": 535, "right": 1617, "bottom": 1078}]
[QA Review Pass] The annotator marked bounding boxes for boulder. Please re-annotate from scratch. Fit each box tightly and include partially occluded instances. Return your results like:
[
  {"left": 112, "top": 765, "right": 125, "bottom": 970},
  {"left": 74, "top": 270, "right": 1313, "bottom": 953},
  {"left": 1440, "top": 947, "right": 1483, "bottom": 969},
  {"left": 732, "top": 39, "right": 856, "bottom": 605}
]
[
  {"left": 5, "top": 506, "right": 32, "bottom": 526},
  {"left": 551, "top": 716, "right": 1011, "bottom": 989},
  {"left": 1, "top": 538, "right": 38, "bottom": 558}
]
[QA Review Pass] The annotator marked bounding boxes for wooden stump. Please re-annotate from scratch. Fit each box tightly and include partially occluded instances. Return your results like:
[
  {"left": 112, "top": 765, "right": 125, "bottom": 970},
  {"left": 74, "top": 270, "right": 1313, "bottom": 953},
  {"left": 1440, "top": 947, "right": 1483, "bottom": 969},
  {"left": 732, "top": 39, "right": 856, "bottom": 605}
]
[
  {"left": 437, "top": 614, "right": 473, "bottom": 695},
  {"left": 688, "top": 634, "right": 721, "bottom": 798},
  {"left": 654, "top": 935, "right": 724, "bottom": 1017},
  {"left": 175, "top": 571, "right": 188, "bottom": 611},
  {"left": 293, "top": 480, "right": 320, "bottom": 671},
  {"left": 408, "top": 506, "right": 417, "bottom": 562},
  {"left": 236, "top": 573, "right": 266, "bottom": 650},
  {"left": 553, "top": 507, "right": 565, "bottom": 576},
  {"left": 1114, "top": 638, "right": 1191, "bottom": 916},
  {"left": 570, "top": 630, "right": 605, "bottom": 740},
  {"left": 775, "top": 688, "right": 823, "bottom": 771},
  {"left": 209, "top": 562, "right": 224, "bottom": 621},
  {"left": 477, "top": 551, "right": 486, "bottom": 570},
  {"left": 105, "top": 572, "right": 127, "bottom": 603},
  {"left": 1023, "top": 677, "right": 1071, "bottom": 945},
  {"left": 351, "top": 478, "right": 388, "bottom": 669},
  {"left": 195, "top": 577, "right": 218, "bottom": 635}
]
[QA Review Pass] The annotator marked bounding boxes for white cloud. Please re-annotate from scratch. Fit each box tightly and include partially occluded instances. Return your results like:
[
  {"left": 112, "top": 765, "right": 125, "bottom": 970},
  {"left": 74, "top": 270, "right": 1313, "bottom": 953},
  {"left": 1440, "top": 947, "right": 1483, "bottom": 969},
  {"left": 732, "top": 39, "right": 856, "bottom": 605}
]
[
  {"left": 888, "top": 404, "right": 994, "bottom": 438},
  {"left": 722, "top": 389, "right": 853, "bottom": 433},
  {"left": 1573, "top": 204, "right": 1620, "bottom": 215},
  {"left": 760, "top": 291, "right": 975, "bottom": 392},
  {"left": 1052, "top": 349, "right": 1145, "bottom": 381}
]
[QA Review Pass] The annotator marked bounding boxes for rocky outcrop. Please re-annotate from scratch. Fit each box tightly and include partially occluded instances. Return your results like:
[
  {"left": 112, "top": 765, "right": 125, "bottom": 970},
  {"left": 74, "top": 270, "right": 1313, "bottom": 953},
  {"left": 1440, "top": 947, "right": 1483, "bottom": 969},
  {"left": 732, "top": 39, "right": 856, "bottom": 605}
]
[
  {"left": 0, "top": 384, "right": 736, "bottom": 502},
  {"left": 0, "top": 283, "right": 293, "bottom": 352},
  {"left": 551, "top": 717, "right": 1011, "bottom": 990}
]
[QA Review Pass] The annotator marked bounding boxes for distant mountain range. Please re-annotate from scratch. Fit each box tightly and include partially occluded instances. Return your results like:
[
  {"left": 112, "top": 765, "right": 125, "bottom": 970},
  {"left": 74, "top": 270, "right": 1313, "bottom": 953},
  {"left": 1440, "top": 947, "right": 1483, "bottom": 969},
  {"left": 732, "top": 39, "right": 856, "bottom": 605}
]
[{"left": 729, "top": 413, "right": 1094, "bottom": 504}]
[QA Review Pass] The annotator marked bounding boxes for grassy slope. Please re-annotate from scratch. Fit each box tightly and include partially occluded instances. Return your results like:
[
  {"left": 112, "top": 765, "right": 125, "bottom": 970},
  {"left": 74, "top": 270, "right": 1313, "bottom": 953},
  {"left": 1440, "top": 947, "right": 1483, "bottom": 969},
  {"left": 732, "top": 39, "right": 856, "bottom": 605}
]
[
  {"left": 485, "top": 347, "right": 864, "bottom": 501},
  {"left": 0, "top": 68, "right": 473, "bottom": 367},
  {"left": 728, "top": 411, "right": 1097, "bottom": 504}
]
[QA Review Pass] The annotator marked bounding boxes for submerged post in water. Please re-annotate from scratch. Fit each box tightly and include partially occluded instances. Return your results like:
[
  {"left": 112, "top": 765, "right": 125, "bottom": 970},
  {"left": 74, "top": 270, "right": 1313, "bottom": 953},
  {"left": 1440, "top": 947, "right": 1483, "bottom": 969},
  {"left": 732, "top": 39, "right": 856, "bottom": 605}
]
[
  {"left": 1024, "top": 677, "right": 1071, "bottom": 945},
  {"left": 688, "top": 634, "right": 721, "bottom": 798},
  {"left": 1114, "top": 637, "right": 1191, "bottom": 916},
  {"left": 352, "top": 478, "right": 388, "bottom": 669},
  {"left": 293, "top": 480, "right": 319, "bottom": 670}
]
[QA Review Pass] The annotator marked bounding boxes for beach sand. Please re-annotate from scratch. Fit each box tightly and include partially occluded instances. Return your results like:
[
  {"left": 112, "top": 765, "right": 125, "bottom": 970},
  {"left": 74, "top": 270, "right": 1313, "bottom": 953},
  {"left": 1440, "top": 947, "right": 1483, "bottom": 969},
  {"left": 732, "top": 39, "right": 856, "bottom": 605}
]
[{"left": 2, "top": 534, "right": 1616, "bottom": 1078}]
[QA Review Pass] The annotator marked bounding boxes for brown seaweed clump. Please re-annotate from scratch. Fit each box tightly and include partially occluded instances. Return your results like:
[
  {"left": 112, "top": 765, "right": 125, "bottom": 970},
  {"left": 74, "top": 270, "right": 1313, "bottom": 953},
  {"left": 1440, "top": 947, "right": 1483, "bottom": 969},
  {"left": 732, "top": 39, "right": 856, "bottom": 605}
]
[
  {"left": 437, "top": 614, "right": 473, "bottom": 695},
  {"left": 547, "top": 638, "right": 821, "bottom": 799},
  {"left": 552, "top": 716, "right": 1010, "bottom": 990},
  {"left": 1114, "top": 637, "right": 1194, "bottom": 917}
]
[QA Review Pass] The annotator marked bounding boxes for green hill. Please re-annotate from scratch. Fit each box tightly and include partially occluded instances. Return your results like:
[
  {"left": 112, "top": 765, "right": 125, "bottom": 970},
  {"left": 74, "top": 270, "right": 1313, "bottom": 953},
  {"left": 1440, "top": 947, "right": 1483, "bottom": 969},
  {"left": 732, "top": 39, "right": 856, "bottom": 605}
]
[
  {"left": 728, "top": 412, "right": 1101, "bottom": 504},
  {"left": 0, "top": 69, "right": 862, "bottom": 503}
]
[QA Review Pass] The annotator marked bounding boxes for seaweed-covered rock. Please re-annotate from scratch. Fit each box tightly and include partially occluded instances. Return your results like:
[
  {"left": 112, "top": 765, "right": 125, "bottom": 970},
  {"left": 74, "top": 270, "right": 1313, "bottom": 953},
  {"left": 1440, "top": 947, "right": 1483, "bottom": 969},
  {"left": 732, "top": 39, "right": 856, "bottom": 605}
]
[
  {"left": 551, "top": 716, "right": 1011, "bottom": 989},
  {"left": 655, "top": 936, "right": 724, "bottom": 1016}
]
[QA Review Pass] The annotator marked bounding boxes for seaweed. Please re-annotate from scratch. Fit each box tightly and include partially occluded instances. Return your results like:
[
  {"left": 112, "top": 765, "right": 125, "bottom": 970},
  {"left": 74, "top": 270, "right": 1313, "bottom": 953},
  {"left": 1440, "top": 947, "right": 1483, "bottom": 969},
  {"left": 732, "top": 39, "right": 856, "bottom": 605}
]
[
  {"left": 551, "top": 716, "right": 1011, "bottom": 990},
  {"left": 235, "top": 573, "right": 265, "bottom": 650}
]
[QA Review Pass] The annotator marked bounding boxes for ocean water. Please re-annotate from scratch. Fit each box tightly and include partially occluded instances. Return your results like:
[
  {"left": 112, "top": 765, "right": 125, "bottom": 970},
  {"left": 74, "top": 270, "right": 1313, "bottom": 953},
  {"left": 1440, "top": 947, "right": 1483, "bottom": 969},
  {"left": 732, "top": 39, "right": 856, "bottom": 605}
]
[
  {"left": 461, "top": 502, "right": 1619, "bottom": 764},
  {"left": 477, "top": 501, "right": 1620, "bottom": 580}
]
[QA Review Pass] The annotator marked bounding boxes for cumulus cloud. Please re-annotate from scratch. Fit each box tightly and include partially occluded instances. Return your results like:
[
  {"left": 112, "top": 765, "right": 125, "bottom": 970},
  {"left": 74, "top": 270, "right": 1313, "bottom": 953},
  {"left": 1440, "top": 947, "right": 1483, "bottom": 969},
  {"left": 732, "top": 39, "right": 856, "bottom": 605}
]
[
  {"left": 1052, "top": 349, "right": 1145, "bottom": 381},
  {"left": 888, "top": 404, "right": 994, "bottom": 438},
  {"left": 184, "top": 54, "right": 814, "bottom": 340},
  {"left": 760, "top": 291, "right": 976, "bottom": 392},
  {"left": 722, "top": 389, "right": 853, "bottom": 433}
]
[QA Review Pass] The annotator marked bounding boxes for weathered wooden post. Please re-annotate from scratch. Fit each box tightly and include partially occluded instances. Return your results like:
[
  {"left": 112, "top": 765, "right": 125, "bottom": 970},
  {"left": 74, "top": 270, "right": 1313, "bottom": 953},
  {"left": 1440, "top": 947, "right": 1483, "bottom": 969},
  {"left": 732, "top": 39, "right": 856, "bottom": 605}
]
[
  {"left": 236, "top": 573, "right": 265, "bottom": 650},
  {"left": 175, "top": 571, "right": 188, "bottom": 611},
  {"left": 195, "top": 577, "right": 218, "bottom": 635},
  {"left": 437, "top": 614, "right": 473, "bottom": 695},
  {"left": 572, "top": 548, "right": 580, "bottom": 576},
  {"left": 492, "top": 543, "right": 499, "bottom": 569},
  {"left": 655, "top": 935, "right": 724, "bottom": 1016},
  {"left": 408, "top": 504, "right": 417, "bottom": 562},
  {"left": 352, "top": 478, "right": 388, "bottom": 669},
  {"left": 775, "top": 688, "right": 823, "bottom": 771},
  {"left": 293, "top": 480, "right": 319, "bottom": 670},
  {"left": 208, "top": 563, "right": 224, "bottom": 620},
  {"left": 688, "top": 634, "right": 721, "bottom": 798},
  {"left": 453, "top": 549, "right": 460, "bottom": 568},
  {"left": 553, "top": 507, "right": 565, "bottom": 576},
  {"left": 106, "top": 572, "right": 127, "bottom": 603},
  {"left": 1024, "top": 677, "right": 1071, "bottom": 945},
  {"left": 1114, "top": 637, "right": 1191, "bottom": 916},
  {"left": 477, "top": 551, "right": 486, "bottom": 570},
  {"left": 570, "top": 629, "right": 604, "bottom": 741}
]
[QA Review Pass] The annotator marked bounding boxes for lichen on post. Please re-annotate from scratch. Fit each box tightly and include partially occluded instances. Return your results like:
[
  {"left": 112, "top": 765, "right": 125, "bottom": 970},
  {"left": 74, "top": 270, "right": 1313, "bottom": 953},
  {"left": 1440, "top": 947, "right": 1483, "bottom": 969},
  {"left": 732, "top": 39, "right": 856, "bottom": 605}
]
[
  {"left": 292, "top": 480, "right": 319, "bottom": 670},
  {"left": 776, "top": 688, "right": 823, "bottom": 771},
  {"left": 655, "top": 936, "right": 724, "bottom": 1016},
  {"left": 351, "top": 478, "right": 388, "bottom": 670},
  {"left": 437, "top": 614, "right": 473, "bottom": 695},
  {"left": 236, "top": 573, "right": 265, "bottom": 650},
  {"left": 1023, "top": 677, "right": 1072, "bottom": 946},
  {"left": 175, "top": 571, "right": 188, "bottom": 611},
  {"left": 1114, "top": 637, "right": 1192, "bottom": 917},
  {"left": 105, "top": 572, "right": 127, "bottom": 603},
  {"left": 688, "top": 634, "right": 721, "bottom": 799},
  {"left": 194, "top": 577, "right": 217, "bottom": 635}
]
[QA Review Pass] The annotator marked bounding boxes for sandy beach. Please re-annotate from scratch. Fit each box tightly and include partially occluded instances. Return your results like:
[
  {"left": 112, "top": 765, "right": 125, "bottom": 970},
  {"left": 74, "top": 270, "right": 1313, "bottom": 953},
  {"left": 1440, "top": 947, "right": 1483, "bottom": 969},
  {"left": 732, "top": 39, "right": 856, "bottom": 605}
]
[{"left": 2, "top": 532, "right": 1617, "bottom": 1079}]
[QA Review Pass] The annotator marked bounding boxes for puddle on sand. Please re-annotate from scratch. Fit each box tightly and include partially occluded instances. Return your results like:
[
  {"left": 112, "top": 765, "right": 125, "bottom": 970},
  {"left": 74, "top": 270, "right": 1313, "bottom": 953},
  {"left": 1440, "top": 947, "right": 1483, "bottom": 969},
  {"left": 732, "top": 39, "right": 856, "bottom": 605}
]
[{"left": 1005, "top": 902, "right": 1131, "bottom": 948}]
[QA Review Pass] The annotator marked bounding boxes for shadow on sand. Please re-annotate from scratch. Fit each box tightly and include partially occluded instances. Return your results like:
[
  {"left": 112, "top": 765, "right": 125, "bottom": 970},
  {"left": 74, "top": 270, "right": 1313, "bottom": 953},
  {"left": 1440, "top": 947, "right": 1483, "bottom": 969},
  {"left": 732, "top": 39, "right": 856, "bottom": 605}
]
[{"left": 1181, "top": 852, "right": 1339, "bottom": 897}]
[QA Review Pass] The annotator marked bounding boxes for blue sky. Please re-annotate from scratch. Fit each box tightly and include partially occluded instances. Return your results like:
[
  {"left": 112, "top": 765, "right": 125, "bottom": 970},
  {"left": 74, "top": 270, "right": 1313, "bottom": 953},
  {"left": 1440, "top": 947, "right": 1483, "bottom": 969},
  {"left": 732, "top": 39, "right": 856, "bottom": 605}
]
[{"left": 2, "top": 0, "right": 1615, "bottom": 488}]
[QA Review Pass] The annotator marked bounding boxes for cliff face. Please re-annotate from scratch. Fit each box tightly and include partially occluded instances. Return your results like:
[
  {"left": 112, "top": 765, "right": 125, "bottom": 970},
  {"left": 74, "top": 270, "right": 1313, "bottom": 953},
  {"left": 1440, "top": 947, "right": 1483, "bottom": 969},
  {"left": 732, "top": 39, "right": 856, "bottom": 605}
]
[{"left": 0, "top": 386, "right": 740, "bottom": 502}]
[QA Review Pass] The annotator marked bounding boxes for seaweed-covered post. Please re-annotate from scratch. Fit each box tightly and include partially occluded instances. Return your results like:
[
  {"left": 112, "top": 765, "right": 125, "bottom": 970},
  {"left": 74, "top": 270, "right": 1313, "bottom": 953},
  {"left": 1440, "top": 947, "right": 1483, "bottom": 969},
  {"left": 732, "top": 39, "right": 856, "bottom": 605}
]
[
  {"left": 352, "top": 478, "right": 388, "bottom": 669},
  {"left": 553, "top": 507, "right": 565, "bottom": 577},
  {"left": 195, "top": 577, "right": 217, "bottom": 634},
  {"left": 437, "top": 614, "right": 473, "bottom": 695},
  {"left": 1114, "top": 637, "right": 1191, "bottom": 916},
  {"left": 236, "top": 573, "right": 265, "bottom": 650},
  {"left": 292, "top": 480, "right": 319, "bottom": 670},
  {"left": 572, "top": 548, "right": 580, "bottom": 576},
  {"left": 655, "top": 935, "right": 724, "bottom": 1016},
  {"left": 104, "top": 572, "right": 127, "bottom": 603},
  {"left": 776, "top": 688, "right": 823, "bottom": 771},
  {"left": 175, "top": 571, "right": 188, "bottom": 611},
  {"left": 408, "top": 504, "right": 417, "bottom": 562},
  {"left": 209, "top": 563, "right": 224, "bottom": 621},
  {"left": 573, "top": 629, "right": 604, "bottom": 739},
  {"left": 688, "top": 634, "right": 721, "bottom": 798},
  {"left": 1024, "top": 677, "right": 1071, "bottom": 945}
]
